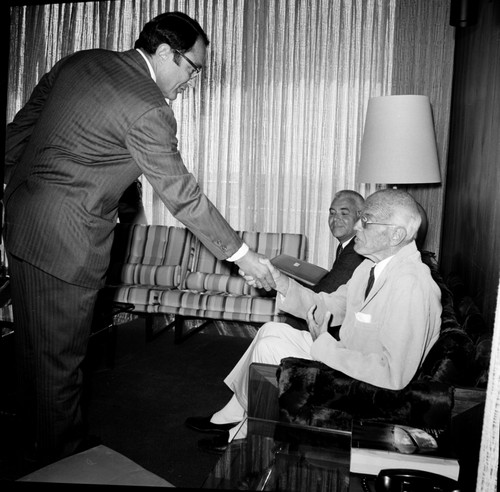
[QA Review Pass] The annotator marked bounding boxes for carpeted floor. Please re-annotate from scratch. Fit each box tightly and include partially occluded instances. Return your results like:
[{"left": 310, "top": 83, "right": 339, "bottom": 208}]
[{"left": 0, "top": 316, "right": 257, "bottom": 489}]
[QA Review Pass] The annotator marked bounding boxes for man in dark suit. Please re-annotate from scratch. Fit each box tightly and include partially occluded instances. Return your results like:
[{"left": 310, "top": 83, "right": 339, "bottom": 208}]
[
  {"left": 3, "top": 11, "right": 275, "bottom": 469},
  {"left": 284, "top": 189, "right": 365, "bottom": 331}
]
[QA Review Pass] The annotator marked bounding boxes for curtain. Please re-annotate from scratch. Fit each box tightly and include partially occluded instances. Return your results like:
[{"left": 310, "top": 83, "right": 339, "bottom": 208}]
[
  {"left": 7, "top": 0, "right": 395, "bottom": 268},
  {"left": 6, "top": 0, "right": 452, "bottom": 267}
]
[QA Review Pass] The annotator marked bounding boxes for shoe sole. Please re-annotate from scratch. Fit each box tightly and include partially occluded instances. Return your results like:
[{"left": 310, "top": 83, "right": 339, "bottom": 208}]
[{"left": 185, "top": 421, "right": 238, "bottom": 434}]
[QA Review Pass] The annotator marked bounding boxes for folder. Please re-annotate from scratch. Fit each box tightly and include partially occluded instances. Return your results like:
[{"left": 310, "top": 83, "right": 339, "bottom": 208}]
[{"left": 270, "top": 254, "right": 329, "bottom": 287}]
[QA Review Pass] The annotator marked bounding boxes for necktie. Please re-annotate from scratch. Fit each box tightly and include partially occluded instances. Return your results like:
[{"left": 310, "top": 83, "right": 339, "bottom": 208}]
[
  {"left": 364, "top": 266, "right": 375, "bottom": 299},
  {"left": 336, "top": 243, "right": 343, "bottom": 260}
]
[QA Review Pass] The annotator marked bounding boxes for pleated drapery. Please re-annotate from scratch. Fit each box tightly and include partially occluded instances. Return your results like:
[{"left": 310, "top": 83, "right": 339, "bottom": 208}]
[{"left": 6, "top": 0, "right": 451, "bottom": 267}]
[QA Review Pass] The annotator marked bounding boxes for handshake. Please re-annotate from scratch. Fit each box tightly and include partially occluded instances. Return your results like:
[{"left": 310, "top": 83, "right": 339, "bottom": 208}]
[
  {"left": 234, "top": 250, "right": 289, "bottom": 295},
  {"left": 235, "top": 250, "right": 331, "bottom": 340}
]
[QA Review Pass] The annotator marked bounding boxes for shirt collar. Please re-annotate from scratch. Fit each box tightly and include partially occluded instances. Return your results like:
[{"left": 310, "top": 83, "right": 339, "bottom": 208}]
[
  {"left": 340, "top": 236, "right": 354, "bottom": 249},
  {"left": 373, "top": 255, "right": 394, "bottom": 281},
  {"left": 136, "top": 48, "right": 156, "bottom": 82}
]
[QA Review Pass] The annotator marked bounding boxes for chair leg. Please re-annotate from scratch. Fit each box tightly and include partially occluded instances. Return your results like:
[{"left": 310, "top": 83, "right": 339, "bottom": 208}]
[
  {"left": 145, "top": 314, "right": 175, "bottom": 342},
  {"left": 174, "top": 315, "right": 211, "bottom": 344},
  {"left": 105, "top": 324, "right": 117, "bottom": 369}
]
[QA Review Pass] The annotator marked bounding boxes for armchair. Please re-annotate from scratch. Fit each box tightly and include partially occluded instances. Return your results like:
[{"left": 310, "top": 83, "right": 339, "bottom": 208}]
[{"left": 275, "top": 252, "right": 489, "bottom": 432}]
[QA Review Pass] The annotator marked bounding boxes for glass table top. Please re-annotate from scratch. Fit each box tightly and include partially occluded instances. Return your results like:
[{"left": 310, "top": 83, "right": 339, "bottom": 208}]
[{"left": 203, "top": 418, "right": 351, "bottom": 491}]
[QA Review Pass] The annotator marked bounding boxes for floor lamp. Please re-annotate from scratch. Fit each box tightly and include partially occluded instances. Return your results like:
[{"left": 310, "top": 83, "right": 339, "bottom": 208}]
[
  {"left": 356, "top": 95, "right": 442, "bottom": 249},
  {"left": 356, "top": 95, "right": 441, "bottom": 186}
]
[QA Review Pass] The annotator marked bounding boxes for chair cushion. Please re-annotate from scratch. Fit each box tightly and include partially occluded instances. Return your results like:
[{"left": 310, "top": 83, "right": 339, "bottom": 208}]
[
  {"left": 184, "top": 271, "right": 263, "bottom": 296},
  {"left": 119, "top": 264, "right": 181, "bottom": 288},
  {"left": 239, "top": 231, "right": 308, "bottom": 259},
  {"left": 277, "top": 357, "right": 454, "bottom": 432},
  {"left": 155, "top": 290, "right": 286, "bottom": 323}
]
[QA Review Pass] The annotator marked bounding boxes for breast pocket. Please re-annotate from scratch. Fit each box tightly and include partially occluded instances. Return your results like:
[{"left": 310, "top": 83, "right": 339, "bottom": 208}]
[{"left": 350, "top": 311, "right": 382, "bottom": 353}]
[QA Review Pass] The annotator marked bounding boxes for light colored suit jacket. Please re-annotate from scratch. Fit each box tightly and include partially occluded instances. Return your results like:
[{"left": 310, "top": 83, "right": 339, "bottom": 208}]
[
  {"left": 4, "top": 49, "right": 242, "bottom": 288},
  {"left": 278, "top": 242, "right": 442, "bottom": 390}
]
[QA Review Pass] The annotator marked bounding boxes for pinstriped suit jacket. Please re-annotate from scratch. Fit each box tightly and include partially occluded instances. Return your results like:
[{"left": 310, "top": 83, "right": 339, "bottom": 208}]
[{"left": 4, "top": 49, "right": 243, "bottom": 288}]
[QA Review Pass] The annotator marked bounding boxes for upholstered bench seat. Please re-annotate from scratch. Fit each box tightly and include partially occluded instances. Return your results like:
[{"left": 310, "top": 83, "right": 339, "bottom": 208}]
[
  {"left": 105, "top": 224, "right": 308, "bottom": 342},
  {"left": 155, "top": 291, "right": 284, "bottom": 323}
]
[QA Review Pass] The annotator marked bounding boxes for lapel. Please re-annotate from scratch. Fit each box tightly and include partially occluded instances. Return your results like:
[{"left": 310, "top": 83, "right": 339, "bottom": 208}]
[
  {"left": 340, "top": 238, "right": 356, "bottom": 257},
  {"left": 361, "top": 242, "right": 419, "bottom": 305}
]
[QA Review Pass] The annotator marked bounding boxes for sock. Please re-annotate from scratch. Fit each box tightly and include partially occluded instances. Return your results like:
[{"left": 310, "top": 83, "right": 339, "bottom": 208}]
[
  {"left": 210, "top": 394, "right": 246, "bottom": 424},
  {"left": 228, "top": 420, "right": 247, "bottom": 442}
]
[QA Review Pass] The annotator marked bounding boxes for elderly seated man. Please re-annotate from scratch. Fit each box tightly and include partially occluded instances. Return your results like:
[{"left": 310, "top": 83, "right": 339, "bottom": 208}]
[{"left": 186, "top": 189, "right": 442, "bottom": 453}]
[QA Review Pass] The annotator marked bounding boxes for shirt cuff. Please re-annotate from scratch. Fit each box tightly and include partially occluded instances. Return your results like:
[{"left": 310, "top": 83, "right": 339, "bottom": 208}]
[{"left": 226, "top": 243, "right": 249, "bottom": 262}]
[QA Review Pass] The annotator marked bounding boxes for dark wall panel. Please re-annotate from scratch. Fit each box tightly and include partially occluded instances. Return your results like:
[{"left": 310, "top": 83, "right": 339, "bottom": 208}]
[{"left": 441, "top": 0, "right": 500, "bottom": 328}]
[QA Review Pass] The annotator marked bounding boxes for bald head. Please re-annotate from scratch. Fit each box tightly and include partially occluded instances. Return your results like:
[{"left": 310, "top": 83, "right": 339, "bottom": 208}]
[
  {"left": 365, "top": 189, "right": 421, "bottom": 241},
  {"left": 353, "top": 189, "right": 421, "bottom": 262}
]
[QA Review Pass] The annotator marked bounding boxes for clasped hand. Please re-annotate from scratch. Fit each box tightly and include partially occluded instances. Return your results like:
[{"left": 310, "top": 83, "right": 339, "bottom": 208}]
[
  {"left": 237, "top": 255, "right": 290, "bottom": 293},
  {"left": 235, "top": 250, "right": 277, "bottom": 291}
]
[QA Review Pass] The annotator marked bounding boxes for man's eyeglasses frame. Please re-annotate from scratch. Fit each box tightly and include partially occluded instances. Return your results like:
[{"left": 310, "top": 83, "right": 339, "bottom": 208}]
[
  {"left": 359, "top": 215, "right": 400, "bottom": 229},
  {"left": 174, "top": 49, "right": 201, "bottom": 79}
]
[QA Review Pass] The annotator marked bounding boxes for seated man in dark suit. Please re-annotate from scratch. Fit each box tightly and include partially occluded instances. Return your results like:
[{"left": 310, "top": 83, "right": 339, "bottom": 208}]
[{"left": 285, "top": 189, "right": 365, "bottom": 331}]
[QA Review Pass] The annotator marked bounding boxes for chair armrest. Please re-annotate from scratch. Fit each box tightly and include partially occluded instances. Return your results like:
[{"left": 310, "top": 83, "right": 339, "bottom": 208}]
[{"left": 277, "top": 357, "right": 454, "bottom": 431}]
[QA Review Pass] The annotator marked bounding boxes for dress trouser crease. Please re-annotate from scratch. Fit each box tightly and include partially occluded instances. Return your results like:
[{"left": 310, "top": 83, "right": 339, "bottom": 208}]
[{"left": 8, "top": 253, "right": 99, "bottom": 466}]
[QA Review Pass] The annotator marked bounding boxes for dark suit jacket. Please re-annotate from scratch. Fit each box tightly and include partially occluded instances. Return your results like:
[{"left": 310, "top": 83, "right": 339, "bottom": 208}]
[
  {"left": 4, "top": 49, "right": 242, "bottom": 288},
  {"left": 283, "top": 239, "right": 364, "bottom": 330}
]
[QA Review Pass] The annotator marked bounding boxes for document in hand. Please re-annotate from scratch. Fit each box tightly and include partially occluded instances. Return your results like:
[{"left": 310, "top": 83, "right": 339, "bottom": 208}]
[
  {"left": 270, "top": 254, "right": 329, "bottom": 287},
  {"left": 350, "top": 420, "right": 460, "bottom": 481}
]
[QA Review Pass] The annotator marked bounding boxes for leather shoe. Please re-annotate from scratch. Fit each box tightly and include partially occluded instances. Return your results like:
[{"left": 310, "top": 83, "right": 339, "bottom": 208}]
[
  {"left": 198, "top": 432, "right": 229, "bottom": 454},
  {"left": 185, "top": 415, "right": 239, "bottom": 434}
]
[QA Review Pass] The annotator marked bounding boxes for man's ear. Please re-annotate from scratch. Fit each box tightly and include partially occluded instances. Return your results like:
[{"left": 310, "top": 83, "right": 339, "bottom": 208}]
[
  {"left": 391, "top": 226, "right": 407, "bottom": 246},
  {"left": 156, "top": 43, "right": 172, "bottom": 60}
]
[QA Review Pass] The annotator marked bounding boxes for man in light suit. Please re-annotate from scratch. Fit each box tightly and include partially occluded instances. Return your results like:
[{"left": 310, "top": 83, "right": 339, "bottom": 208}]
[
  {"left": 4, "top": 12, "right": 275, "bottom": 469},
  {"left": 186, "top": 189, "right": 442, "bottom": 454},
  {"left": 284, "top": 189, "right": 365, "bottom": 332}
]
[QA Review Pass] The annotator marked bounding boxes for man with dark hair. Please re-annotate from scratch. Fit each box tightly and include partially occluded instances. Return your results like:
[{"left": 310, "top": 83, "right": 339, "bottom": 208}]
[{"left": 4, "top": 11, "right": 274, "bottom": 469}]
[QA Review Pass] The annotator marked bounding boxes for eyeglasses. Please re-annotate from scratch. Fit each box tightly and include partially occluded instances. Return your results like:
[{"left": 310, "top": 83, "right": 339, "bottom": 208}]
[
  {"left": 359, "top": 215, "right": 399, "bottom": 229},
  {"left": 174, "top": 49, "right": 201, "bottom": 79}
]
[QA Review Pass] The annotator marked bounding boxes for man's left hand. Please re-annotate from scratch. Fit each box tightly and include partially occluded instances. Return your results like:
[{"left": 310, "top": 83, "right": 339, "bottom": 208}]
[{"left": 306, "top": 305, "right": 332, "bottom": 340}]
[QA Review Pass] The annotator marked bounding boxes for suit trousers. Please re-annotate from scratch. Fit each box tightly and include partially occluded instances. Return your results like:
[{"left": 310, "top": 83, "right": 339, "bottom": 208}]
[
  {"left": 223, "top": 323, "right": 314, "bottom": 412},
  {"left": 8, "top": 253, "right": 99, "bottom": 467}
]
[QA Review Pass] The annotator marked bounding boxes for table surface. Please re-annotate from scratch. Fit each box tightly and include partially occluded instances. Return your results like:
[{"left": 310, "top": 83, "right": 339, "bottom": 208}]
[{"left": 202, "top": 418, "right": 351, "bottom": 491}]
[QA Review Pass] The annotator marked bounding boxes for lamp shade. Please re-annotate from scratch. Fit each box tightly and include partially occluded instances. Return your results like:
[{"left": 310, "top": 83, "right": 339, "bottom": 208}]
[{"left": 357, "top": 95, "right": 441, "bottom": 184}]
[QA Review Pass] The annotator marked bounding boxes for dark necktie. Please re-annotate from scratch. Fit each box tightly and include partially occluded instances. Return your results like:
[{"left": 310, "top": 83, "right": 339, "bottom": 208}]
[
  {"left": 336, "top": 243, "right": 343, "bottom": 260},
  {"left": 364, "top": 266, "right": 375, "bottom": 299}
]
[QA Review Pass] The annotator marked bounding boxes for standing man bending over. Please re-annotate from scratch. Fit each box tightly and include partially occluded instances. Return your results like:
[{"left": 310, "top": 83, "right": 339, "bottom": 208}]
[
  {"left": 186, "top": 189, "right": 442, "bottom": 453},
  {"left": 4, "top": 11, "right": 275, "bottom": 469}
]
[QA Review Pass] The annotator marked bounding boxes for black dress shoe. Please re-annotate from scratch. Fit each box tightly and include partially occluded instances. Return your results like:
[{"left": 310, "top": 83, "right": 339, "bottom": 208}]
[
  {"left": 198, "top": 432, "right": 229, "bottom": 454},
  {"left": 185, "top": 415, "right": 239, "bottom": 434}
]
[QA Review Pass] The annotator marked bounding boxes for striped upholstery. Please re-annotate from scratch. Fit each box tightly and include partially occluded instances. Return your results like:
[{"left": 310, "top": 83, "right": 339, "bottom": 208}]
[
  {"left": 108, "top": 225, "right": 193, "bottom": 290},
  {"left": 156, "top": 293, "right": 285, "bottom": 323},
  {"left": 183, "top": 231, "right": 308, "bottom": 296},
  {"left": 113, "top": 287, "right": 286, "bottom": 322},
  {"left": 106, "top": 225, "right": 308, "bottom": 331}
]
